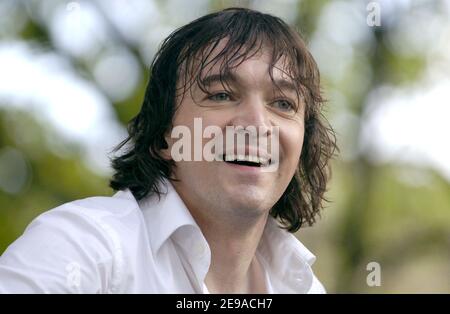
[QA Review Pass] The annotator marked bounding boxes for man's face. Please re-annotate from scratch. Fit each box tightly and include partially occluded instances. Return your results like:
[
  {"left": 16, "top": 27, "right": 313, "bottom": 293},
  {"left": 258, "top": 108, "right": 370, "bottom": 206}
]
[{"left": 165, "top": 44, "right": 305, "bottom": 220}]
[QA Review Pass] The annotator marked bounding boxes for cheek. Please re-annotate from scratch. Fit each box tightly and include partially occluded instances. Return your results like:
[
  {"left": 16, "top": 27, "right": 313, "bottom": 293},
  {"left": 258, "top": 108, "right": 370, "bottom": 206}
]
[{"left": 280, "top": 123, "right": 304, "bottom": 167}]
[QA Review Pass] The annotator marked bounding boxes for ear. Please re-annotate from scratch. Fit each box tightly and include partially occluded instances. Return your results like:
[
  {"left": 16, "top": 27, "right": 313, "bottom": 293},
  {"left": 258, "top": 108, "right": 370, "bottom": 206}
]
[{"left": 159, "top": 133, "right": 172, "bottom": 161}]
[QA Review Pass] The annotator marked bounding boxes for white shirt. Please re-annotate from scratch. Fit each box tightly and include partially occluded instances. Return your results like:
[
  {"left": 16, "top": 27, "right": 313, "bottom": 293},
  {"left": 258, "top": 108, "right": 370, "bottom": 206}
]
[{"left": 0, "top": 179, "right": 325, "bottom": 294}]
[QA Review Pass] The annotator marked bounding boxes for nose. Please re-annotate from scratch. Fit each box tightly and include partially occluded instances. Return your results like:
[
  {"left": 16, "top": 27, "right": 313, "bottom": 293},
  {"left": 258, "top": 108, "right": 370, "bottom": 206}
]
[{"left": 230, "top": 96, "right": 272, "bottom": 137}]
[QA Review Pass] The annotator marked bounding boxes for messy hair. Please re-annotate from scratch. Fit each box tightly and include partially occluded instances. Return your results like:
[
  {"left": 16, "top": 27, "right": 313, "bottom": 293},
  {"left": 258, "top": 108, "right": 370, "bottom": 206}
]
[{"left": 109, "top": 7, "right": 337, "bottom": 232}]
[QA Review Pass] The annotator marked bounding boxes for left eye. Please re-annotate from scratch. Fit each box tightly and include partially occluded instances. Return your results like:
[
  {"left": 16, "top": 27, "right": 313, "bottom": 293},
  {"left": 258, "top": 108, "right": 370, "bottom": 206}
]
[
  {"left": 208, "top": 92, "right": 231, "bottom": 101},
  {"left": 272, "top": 99, "right": 294, "bottom": 111}
]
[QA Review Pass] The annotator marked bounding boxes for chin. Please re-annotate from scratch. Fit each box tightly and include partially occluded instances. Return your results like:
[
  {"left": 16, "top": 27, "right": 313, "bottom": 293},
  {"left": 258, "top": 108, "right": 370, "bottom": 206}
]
[{"left": 226, "top": 188, "right": 272, "bottom": 213}]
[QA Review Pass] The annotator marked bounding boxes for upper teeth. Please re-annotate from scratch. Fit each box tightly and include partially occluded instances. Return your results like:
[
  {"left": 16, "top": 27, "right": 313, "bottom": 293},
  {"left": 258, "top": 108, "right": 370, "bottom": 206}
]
[{"left": 224, "top": 154, "right": 269, "bottom": 165}]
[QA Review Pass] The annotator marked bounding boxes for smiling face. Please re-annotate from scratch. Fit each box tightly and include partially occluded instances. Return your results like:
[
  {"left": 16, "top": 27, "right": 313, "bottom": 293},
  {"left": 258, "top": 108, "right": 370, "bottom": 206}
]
[{"left": 164, "top": 43, "right": 306, "bottom": 221}]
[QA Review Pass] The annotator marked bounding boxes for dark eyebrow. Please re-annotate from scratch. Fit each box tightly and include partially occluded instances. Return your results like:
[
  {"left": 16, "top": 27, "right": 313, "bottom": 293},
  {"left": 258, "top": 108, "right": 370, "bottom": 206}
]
[
  {"left": 272, "top": 79, "right": 298, "bottom": 94},
  {"left": 200, "top": 72, "right": 298, "bottom": 94},
  {"left": 200, "top": 72, "right": 238, "bottom": 87}
]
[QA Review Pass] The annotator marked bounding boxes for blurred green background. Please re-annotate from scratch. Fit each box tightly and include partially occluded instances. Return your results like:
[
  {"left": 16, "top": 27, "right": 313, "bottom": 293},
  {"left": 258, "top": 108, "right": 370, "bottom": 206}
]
[{"left": 0, "top": 0, "right": 449, "bottom": 293}]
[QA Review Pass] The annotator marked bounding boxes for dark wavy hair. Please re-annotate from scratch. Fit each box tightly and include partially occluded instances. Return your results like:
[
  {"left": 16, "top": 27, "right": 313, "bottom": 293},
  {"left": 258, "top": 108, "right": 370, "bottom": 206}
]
[{"left": 109, "top": 7, "right": 337, "bottom": 232}]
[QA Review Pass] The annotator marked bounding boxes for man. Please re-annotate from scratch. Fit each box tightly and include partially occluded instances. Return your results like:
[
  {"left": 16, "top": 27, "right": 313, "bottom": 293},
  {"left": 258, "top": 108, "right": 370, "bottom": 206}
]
[{"left": 0, "top": 7, "right": 336, "bottom": 293}]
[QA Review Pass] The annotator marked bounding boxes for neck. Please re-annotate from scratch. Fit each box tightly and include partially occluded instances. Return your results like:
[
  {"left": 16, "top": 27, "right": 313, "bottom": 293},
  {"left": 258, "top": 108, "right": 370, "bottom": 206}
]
[
  {"left": 201, "top": 212, "right": 269, "bottom": 293},
  {"left": 173, "top": 183, "right": 269, "bottom": 293}
]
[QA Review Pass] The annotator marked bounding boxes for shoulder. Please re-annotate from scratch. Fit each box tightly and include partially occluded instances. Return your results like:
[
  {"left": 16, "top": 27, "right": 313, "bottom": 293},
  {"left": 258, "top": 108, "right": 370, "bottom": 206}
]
[
  {"left": 68, "top": 190, "right": 141, "bottom": 221},
  {"left": 0, "top": 190, "right": 144, "bottom": 293},
  {"left": 28, "top": 191, "right": 147, "bottom": 272},
  {"left": 33, "top": 190, "right": 143, "bottom": 236}
]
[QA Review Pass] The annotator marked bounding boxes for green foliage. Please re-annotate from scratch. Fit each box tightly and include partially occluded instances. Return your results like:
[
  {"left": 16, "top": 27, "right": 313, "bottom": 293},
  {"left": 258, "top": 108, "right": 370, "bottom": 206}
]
[{"left": 0, "top": 0, "right": 448, "bottom": 293}]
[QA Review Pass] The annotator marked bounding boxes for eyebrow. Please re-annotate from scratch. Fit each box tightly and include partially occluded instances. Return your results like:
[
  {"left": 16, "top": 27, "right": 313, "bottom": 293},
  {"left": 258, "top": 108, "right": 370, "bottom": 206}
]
[
  {"left": 200, "top": 72, "right": 299, "bottom": 94},
  {"left": 200, "top": 73, "right": 237, "bottom": 87}
]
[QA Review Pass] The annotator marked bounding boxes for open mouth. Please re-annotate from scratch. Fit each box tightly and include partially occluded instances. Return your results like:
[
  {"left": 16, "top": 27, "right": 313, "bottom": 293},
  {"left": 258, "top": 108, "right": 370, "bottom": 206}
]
[{"left": 222, "top": 154, "right": 270, "bottom": 168}]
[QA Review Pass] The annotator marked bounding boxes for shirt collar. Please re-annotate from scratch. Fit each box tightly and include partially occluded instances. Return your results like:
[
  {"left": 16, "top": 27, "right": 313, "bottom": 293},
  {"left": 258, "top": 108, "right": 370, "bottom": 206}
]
[
  {"left": 136, "top": 179, "right": 201, "bottom": 255},
  {"left": 136, "top": 179, "right": 211, "bottom": 290},
  {"left": 119, "top": 178, "right": 317, "bottom": 293},
  {"left": 258, "top": 217, "right": 316, "bottom": 293}
]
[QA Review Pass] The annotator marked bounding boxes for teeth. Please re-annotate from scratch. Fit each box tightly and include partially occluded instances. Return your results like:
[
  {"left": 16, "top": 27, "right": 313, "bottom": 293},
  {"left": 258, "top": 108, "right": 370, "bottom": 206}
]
[
  {"left": 224, "top": 154, "right": 236, "bottom": 161},
  {"left": 223, "top": 154, "right": 270, "bottom": 166},
  {"left": 259, "top": 157, "right": 269, "bottom": 165}
]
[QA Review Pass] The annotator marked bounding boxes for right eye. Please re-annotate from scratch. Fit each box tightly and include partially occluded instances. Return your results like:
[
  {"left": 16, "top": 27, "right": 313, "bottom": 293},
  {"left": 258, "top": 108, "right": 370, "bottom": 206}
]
[{"left": 208, "top": 92, "right": 232, "bottom": 101}]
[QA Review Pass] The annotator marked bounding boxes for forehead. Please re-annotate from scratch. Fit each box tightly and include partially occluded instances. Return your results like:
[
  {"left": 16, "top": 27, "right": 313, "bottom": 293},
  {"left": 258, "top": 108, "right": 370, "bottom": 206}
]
[
  {"left": 212, "top": 40, "right": 289, "bottom": 74},
  {"left": 179, "top": 37, "right": 296, "bottom": 87}
]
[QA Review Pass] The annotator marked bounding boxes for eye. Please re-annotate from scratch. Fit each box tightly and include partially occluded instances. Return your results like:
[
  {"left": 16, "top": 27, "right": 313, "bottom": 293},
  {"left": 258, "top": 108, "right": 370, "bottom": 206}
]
[
  {"left": 208, "top": 92, "right": 232, "bottom": 102},
  {"left": 271, "top": 99, "right": 295, "bottom": 112}
]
